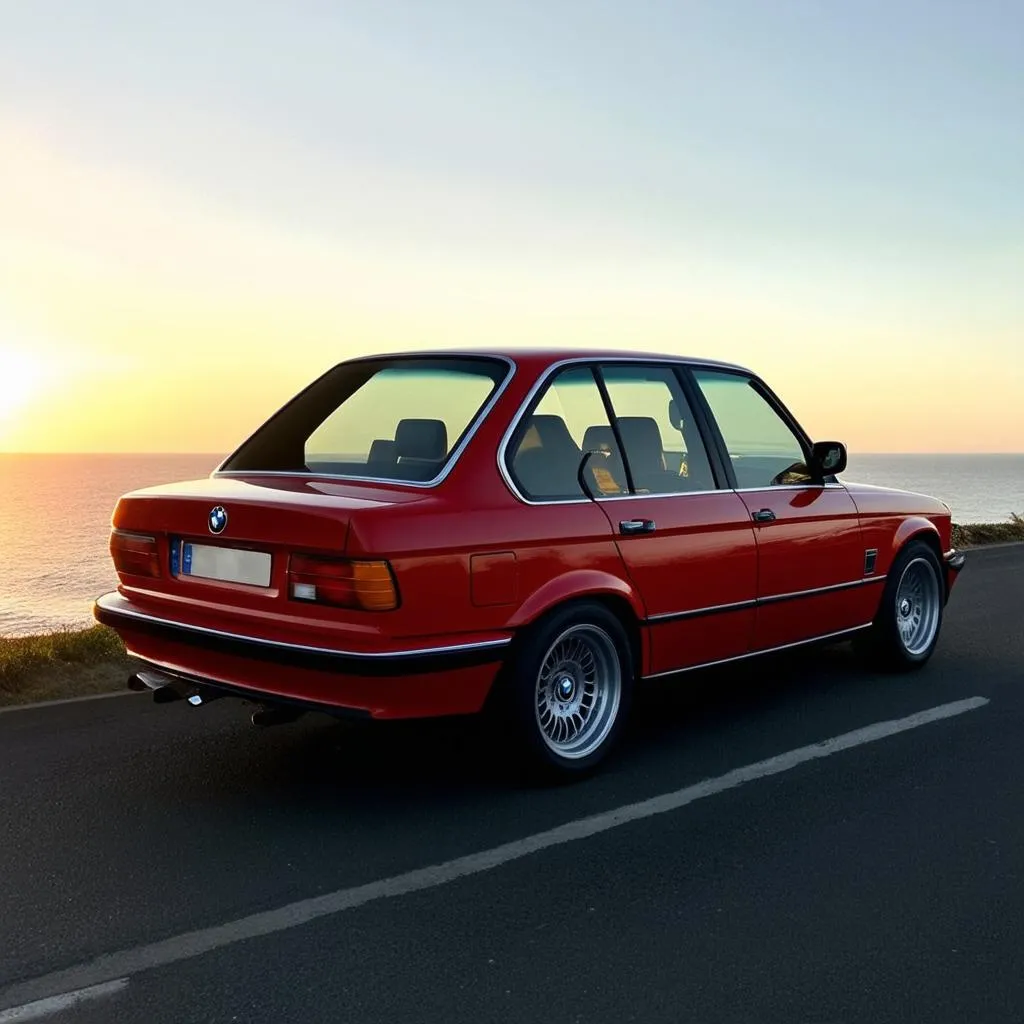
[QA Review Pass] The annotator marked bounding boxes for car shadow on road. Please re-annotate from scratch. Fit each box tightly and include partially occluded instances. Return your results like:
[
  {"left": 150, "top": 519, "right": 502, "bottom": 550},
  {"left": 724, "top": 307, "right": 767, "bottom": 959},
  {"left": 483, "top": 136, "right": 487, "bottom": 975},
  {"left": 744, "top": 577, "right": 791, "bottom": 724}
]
[{"left": 166, "top": 638, "right": 926, "bottom": 808}]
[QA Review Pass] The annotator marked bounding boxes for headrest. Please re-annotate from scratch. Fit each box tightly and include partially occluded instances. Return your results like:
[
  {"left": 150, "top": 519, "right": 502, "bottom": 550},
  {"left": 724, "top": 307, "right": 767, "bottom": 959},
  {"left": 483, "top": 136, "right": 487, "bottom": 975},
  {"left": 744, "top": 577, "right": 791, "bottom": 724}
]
[
  {"left": 616, "top": 416, "right": 663, "bottom": 452},
  {"left": 395, "top": 419, "right": 448, "bottom": 461},
  {"left": 367, "top": 438, "right": 397, "bottom": 464},
  {"left": 582, "top": 424, "right": 616, "bottom": 452},
  {"left": 526, "top": 414, "right": 578, "bottom": 453}
]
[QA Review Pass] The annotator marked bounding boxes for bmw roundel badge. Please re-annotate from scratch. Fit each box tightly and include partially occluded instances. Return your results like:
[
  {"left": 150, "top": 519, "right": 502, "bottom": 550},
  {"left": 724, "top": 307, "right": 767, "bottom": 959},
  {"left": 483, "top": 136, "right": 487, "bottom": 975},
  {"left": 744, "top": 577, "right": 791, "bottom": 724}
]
[{"left": 208, "top": 506, "right": 228, "bottom": 534}]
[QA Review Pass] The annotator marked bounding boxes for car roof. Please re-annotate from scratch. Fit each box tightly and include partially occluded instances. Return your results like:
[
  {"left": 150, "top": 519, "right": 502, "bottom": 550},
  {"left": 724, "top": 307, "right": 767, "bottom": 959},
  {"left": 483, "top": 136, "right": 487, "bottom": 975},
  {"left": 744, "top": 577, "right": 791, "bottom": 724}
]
[{"left": 343, "top": 347, "right": 752, "bottom": 374}]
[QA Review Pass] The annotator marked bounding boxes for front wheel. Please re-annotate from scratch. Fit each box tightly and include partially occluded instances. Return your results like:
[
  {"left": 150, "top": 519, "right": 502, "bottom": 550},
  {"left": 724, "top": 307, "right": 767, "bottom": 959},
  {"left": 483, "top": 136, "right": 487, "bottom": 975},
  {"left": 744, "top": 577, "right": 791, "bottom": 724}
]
[
  {"left": 496, "top": 602, "right": 634, "bottom": 780},
  {"left": 858, "top": 540, "right": 945, "bottom": 670}
]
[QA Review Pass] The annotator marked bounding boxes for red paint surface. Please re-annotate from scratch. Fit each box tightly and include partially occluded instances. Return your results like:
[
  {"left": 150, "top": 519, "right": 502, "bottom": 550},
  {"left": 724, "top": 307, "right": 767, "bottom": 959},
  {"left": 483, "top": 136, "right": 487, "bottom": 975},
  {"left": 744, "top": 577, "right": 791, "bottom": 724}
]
[{"left": 100, "top": 349, "right": 961, "bottom": 718}]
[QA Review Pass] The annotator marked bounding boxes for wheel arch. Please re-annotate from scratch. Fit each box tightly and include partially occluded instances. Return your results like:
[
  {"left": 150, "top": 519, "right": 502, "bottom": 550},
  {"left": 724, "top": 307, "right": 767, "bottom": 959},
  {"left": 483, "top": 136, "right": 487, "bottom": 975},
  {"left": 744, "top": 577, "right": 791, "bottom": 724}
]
[
  {"left": 888, "top": 521, "right": 948, "bottom": 606},
  {"left": 891, "top": 517, "right": 943, "bottom": 566},
  {"left": 507, "top": 572, "right": 648, "bottom": 677},
  {"left": 860, "top": 521, "right": 947, "bottom": 670}
]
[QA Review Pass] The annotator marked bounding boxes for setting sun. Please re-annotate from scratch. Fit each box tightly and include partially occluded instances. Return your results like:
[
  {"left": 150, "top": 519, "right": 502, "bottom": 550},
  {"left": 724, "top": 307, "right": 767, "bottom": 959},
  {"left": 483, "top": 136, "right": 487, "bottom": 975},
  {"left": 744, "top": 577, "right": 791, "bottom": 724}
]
[{"left": 0, "top": 346, "right": 48, "bottom": 426}]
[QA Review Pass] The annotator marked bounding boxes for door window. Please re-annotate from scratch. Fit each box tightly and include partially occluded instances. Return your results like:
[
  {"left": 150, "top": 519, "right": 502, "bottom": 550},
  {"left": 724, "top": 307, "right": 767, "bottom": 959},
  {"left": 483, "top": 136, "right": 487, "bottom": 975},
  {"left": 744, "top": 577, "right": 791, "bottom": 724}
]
[
  {"left": 692, "top": 370, "right": 813, "bottom": 488},
  {"left": 599, "top": 365, "right": 717, "bottom": 493},
  {"left": 507, "top": 367, "right": 626, "bottom": 500}
]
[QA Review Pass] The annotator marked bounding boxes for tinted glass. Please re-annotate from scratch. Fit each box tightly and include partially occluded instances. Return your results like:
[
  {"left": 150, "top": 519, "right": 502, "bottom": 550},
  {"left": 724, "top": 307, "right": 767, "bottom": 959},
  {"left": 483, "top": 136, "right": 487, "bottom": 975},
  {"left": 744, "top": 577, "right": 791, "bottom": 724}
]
[
  {"left": 220, "top": 357, "right": 508, "bottom": 482},
  {"left": 692, "top": 370, "right": 813, "bottom": 488},
  {"left": 600, "top": 365, "right": 717, "bottom": 493},
  {"left": 508, "top": 367, "right": 626, "bottom": 500}
]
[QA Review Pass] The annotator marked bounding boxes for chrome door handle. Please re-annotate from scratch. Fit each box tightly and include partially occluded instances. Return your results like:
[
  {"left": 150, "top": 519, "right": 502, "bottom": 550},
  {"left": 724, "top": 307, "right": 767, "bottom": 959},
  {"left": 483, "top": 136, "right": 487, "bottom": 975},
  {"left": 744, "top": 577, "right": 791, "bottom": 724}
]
[
  {"left": 619, "top": 519, "right": 656, "bottom": 535},
  {"left": 752, "top": 508, "right": 776, "bottom": 523}
]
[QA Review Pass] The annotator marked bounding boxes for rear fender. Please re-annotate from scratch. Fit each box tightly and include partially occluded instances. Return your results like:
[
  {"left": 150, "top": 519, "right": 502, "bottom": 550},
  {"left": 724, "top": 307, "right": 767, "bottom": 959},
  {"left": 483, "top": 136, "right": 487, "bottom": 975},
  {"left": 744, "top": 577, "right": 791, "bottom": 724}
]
[
  {"left": 509, "top": 570, "right": 646, "bottom": 627},
  {"left": 507, "top": 570, "right": 649, "bottom": 674}
]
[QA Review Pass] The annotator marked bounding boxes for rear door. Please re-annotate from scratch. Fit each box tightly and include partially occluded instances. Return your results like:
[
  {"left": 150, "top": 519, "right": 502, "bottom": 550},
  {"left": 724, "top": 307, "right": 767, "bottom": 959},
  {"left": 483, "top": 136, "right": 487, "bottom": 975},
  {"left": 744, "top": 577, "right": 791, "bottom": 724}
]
[
  {"left": 595, "top": 363, "right": 759, "bottom": 677},
  {"left": 689, "top": 368, "right": 873, "bottom": 651}
]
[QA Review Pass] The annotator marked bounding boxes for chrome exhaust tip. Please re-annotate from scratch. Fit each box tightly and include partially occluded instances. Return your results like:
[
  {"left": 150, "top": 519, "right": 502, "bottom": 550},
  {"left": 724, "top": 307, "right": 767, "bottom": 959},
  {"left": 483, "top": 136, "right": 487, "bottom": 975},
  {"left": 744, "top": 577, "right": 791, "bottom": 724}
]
[{"left": 128, "top": 670, "right": 184, "bottom": 703}]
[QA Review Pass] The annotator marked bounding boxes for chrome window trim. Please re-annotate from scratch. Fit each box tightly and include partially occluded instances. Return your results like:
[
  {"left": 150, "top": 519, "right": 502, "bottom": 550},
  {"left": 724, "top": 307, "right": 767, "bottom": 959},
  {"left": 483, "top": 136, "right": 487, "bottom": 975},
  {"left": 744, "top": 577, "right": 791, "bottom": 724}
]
[
  {"left": 645, "top": 575, "right": 886, "bottom": 624},
  {"left": 94, "top": 593, "right": 512, "bottom": 661},
  {"left": 496, "top": 488, "right": 729, "bottom": 509},
  {"left": 735, "top": 483, "right": 847, "bottom": 492},
  {"left": 496, "top": 355, "right": 751, "bottom": 506},
  {"left": 493, "top": 482, "right": 847, "bottom": 508},
  {"left": 642, "top": 624, "right": 874, "bottom": 680},
  {"left": 213, "top": 354, "right": 517, "bottom": 489}
]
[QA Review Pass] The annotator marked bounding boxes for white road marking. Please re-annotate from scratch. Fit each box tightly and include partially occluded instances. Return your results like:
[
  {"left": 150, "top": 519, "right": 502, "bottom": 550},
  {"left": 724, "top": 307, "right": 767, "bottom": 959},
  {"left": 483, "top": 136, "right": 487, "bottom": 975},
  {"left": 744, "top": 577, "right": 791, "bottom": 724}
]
[
  {"left": 0, "top": 696, "right": 989, "bottom": 1011},
  {"left": 0, "top": 980, "right": 127, "bottom": 1022},
  {"left": 0, "top": 692, "right": 139, "bottom": 716}
]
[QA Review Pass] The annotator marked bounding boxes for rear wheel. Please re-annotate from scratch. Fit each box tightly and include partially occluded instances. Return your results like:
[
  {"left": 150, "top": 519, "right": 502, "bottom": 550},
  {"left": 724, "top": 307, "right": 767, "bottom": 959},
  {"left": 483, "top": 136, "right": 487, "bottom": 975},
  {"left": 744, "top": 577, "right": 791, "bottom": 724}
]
[
  {"left": 859, "top": 540, "right": 944, "bottom": 670},
  {"left": 497, "top": 602, "right": 633, "bottom": 780}
]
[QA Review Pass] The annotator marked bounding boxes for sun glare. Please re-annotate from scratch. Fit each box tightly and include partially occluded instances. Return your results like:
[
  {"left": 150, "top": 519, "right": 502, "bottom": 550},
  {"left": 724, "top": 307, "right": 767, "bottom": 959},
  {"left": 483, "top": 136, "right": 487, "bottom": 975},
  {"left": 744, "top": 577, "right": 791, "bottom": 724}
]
[{"left": 0, "top": 346, "right": 48, "bottom": 426}]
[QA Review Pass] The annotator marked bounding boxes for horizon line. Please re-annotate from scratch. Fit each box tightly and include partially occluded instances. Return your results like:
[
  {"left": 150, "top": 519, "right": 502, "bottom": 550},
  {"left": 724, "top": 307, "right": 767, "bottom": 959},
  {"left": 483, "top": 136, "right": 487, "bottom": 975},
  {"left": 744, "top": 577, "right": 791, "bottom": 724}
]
[{"left": 2, "top": 451, "right": 1023, "bottom": 458}]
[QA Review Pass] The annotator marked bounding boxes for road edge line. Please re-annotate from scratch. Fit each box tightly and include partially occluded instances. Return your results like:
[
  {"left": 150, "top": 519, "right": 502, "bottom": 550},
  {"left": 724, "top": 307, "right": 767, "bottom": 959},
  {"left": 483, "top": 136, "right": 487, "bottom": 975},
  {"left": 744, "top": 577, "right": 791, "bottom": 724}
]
[
  {"left": 0, "top": 696, "right": 989, "bottom": 1010},
  {"left": 0, "top": 979, "right": 128, "bottom": 1022},
  {"left": 0, "top": 691, "right": 140, "bottom": 716}
]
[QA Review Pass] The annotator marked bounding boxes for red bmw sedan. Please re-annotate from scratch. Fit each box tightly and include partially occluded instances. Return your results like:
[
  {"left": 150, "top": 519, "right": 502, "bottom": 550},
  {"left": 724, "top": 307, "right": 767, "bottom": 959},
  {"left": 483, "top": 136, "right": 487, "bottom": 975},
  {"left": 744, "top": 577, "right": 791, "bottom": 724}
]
[{"left": 96, "top": 350, "right": 965, "bottom": 776}]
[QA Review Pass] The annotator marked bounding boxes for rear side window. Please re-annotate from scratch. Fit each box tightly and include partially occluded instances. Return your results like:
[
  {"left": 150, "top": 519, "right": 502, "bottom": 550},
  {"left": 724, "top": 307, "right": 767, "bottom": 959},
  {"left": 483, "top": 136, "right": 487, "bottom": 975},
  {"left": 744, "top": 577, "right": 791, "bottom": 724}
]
[
  {"left": 220, "top": 357, "right": 509, "bottom": 482},
  {"left": 600, "top": 365, "right": 717, "bottom": 493},
  {"left": 507, "top": 367, "right": 626, "bottom": 500}
]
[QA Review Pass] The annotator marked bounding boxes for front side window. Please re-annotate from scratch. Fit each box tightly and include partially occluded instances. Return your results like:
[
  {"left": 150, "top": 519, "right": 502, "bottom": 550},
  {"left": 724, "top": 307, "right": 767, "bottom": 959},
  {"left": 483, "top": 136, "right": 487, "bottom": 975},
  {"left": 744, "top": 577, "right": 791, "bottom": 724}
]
[
  {"left": 220, "top": 357, "right": 508, "bottom": 482},
  {"left": 507, "top": 367, "right": 626, "bottom": 500},
  {"left": 692, "top": 370, "right": 813, "bottom": 488},
  {"left": 600, "top": 365, "right": 717, "bottom": 493}
]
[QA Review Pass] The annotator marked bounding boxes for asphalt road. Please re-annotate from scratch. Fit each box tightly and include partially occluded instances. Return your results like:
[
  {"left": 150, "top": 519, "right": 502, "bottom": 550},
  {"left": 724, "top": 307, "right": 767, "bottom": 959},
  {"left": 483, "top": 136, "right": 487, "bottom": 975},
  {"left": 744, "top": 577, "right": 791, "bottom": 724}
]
[{"left": 1, "top": 544, "right": 1022, "bottom": 1024}]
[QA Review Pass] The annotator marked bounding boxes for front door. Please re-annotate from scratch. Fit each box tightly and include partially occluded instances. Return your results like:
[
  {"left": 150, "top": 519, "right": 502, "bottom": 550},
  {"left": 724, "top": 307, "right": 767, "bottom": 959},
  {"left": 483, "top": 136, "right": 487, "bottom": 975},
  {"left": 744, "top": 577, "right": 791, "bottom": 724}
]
[
  {"left": 690, "top": 369, "right": 874, "bottom": 651},
  {"left": 595, "top": 363, "right": 759, "bottom": 676}
]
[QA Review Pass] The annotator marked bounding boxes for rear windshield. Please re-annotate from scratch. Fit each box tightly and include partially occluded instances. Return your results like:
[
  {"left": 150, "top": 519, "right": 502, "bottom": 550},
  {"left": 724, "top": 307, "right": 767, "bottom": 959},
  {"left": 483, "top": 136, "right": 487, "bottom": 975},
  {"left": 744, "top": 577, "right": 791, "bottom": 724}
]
[{"left": 219, "top": 356, "right": 510, "bottom": 483}]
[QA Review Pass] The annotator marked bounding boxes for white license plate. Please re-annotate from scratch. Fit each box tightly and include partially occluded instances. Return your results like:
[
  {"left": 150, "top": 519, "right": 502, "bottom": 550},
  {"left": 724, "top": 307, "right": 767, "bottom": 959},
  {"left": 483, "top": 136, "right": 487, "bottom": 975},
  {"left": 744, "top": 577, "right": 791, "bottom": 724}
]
[{"left": 181, "top": 543, "right": 272, "bottom": 587}]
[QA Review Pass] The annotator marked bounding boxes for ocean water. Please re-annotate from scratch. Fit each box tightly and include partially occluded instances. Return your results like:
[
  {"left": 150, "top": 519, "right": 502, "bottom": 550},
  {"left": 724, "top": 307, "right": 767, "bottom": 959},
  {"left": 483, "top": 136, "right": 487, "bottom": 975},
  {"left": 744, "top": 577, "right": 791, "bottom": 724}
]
[
  {"left": 1, "top": 453, "right": 1021, "bottom": 637},
  {"left": 0, "top": 455, "right": 220, "bottom": 638}
]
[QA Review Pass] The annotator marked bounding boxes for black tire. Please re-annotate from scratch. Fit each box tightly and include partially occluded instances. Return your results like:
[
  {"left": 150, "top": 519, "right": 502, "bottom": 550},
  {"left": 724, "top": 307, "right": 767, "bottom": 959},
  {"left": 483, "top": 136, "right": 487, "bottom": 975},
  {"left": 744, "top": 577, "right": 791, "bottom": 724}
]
[
  {"left": 857, "top": 540, "right": 945, "bottom": 671},
  {"left": 492, "top": 601, "right": 634, "bottom": 781}
]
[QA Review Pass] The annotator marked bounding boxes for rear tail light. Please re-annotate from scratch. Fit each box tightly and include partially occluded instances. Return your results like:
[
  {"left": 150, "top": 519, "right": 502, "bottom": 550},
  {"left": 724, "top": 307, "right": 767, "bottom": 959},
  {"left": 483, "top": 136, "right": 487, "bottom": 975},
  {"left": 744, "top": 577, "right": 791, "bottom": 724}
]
[
  {"left": 110, "top": 530, "right": 162, "bottom": 578},
  {"left": 288, "top": 555, "right": 399, "bottom": 611}
]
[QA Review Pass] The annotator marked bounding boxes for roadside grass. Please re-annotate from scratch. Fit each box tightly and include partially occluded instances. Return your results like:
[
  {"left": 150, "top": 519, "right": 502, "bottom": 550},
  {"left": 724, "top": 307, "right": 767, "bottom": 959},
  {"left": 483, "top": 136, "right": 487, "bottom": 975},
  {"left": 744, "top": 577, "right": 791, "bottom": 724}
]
[
  {"left": 1, "top": 515, "right": 1021, "bottom": 707},
  {"left": 952, "top": 512, "right": 1024, "bottom": 549},
  {"left": 0, "top": 625, "right": 130, "bottom": 706}
]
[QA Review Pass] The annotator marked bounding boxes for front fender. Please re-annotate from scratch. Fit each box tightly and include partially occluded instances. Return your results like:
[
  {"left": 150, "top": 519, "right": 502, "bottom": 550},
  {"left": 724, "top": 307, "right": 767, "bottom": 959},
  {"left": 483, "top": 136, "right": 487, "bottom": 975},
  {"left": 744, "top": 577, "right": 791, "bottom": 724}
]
[
  {"left": 891, "top": 516, "right": 942, "bottom": 563},
  {"left": 507, "top": 569, "right": 647, "bottom": 629}
]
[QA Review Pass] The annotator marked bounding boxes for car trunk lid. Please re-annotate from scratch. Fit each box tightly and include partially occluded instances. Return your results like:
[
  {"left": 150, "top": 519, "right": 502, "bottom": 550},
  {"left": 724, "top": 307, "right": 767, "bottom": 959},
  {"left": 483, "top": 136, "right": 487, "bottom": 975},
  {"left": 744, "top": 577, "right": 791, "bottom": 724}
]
[{"left": 110, "top": 473, "right": 425, "bottom": 625}]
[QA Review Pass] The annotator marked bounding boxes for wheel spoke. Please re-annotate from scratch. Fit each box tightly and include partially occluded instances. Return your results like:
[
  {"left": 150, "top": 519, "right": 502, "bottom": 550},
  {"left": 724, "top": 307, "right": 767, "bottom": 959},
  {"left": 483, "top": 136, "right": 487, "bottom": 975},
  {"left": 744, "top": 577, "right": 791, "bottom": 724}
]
[
  {"left": 532, "top": 623, "right": 623, "bottom": 759},
  {"left": 895, "top": 558, "right": 940, "bottom": 656}
]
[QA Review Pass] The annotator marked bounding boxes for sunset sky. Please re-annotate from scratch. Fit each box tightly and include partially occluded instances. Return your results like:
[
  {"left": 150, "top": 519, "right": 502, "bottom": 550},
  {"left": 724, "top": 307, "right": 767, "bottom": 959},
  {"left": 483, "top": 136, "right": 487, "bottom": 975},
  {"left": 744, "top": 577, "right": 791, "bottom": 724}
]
[{"left": 1, "top": 1, "right": 1021, "bottom": 454}]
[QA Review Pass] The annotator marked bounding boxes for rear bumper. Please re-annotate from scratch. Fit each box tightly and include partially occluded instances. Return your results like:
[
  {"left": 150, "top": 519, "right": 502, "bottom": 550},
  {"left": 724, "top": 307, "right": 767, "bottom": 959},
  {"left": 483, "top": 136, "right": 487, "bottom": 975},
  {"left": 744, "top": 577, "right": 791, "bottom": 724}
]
[{"left": 94, "top": 592, "right": 510, "bottom": 719}]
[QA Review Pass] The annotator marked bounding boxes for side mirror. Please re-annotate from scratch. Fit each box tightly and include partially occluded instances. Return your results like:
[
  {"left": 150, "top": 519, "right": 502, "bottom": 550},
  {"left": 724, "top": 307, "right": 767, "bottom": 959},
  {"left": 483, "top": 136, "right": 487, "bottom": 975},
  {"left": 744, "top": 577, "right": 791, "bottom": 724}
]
[{"left": 811, "top": 441, "right": 847, "bottom": 477}]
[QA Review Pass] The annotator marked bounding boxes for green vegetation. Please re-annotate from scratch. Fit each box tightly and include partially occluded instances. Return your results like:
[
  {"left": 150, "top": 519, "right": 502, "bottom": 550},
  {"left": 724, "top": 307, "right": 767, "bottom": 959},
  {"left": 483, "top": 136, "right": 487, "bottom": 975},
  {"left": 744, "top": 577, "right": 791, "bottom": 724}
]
[
  {"left": 952, "top": 513, "right": 1024, "bottom": 549},
  {"left": 0, "top": 515, "right": 1021, "bottom": 707},
  {"left": 0, "top": 625, "right": 129, "bottom": 706}
]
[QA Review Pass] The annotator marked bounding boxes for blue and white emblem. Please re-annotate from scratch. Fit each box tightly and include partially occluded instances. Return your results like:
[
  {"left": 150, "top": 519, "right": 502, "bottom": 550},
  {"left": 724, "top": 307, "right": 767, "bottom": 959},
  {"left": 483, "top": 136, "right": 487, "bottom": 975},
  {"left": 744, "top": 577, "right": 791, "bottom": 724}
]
[{"left": 208, "top": 506, "right": 228, "bottom": 534}]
